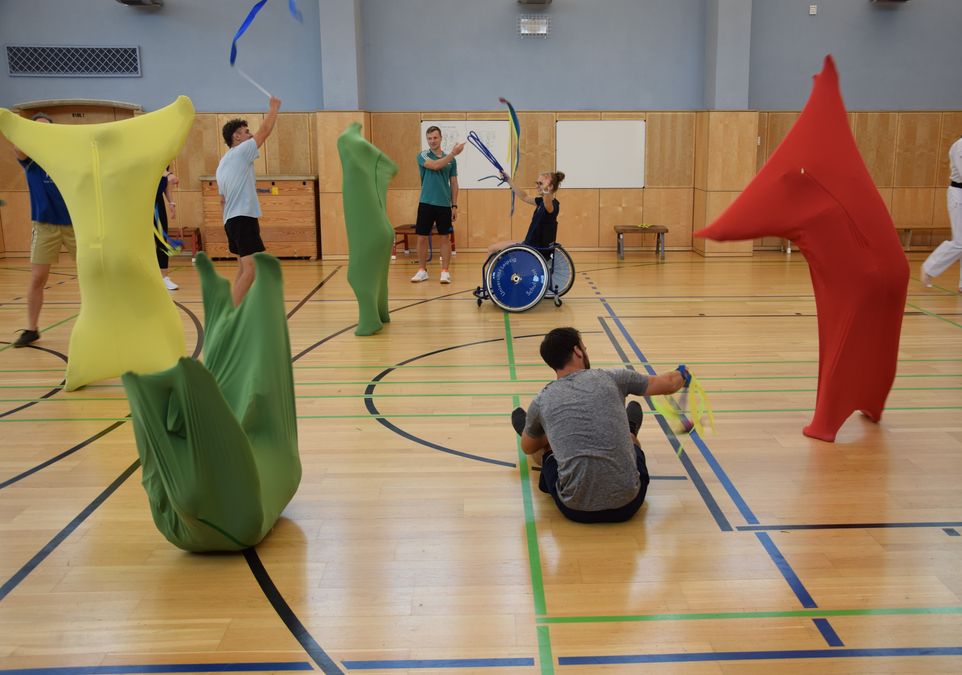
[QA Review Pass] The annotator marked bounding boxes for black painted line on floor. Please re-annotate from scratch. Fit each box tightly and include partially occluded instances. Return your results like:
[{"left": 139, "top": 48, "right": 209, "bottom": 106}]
[{"left": 0, "top": 459, "right": 141, "bottom": 602}]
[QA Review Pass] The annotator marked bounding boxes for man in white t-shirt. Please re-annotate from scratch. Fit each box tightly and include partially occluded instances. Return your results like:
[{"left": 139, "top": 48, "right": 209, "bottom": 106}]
[{"left": 216, "top": 95, "right": 281, "bottom": 305}]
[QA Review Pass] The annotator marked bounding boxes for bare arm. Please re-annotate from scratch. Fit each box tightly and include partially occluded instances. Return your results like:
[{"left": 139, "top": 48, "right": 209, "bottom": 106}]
[
  {"left": 422, "top": 142, "right": 465, "bottom": 170},
  {"left": 253, "top": 96, "right": 281, "bottom": 148},
  {"left": 520, "top": 430, "right": 549, "bottom": 455},
  {"left": 13, "top": 147, "right": 27, "bottom": 162},
  {"left": 644, "top": 370, "right": 686, "bottom": 396},
  {"left": 502, "top": 173, "right": 538, "bottom": 206},
  {"left": 450, "top": 176, "right": 459, "bottom": 221}
]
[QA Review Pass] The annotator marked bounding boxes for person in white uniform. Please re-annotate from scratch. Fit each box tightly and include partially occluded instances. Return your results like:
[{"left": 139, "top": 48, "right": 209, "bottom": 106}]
[{"left": 921, "top": 136, "right": 962, "bottom": 293}]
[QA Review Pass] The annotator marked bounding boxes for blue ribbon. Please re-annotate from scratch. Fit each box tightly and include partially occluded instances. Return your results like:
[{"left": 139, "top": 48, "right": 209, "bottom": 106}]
[
  {"left": 467, "top": 131, "right": 507, "bottom": 185},
  {"left": 230, "top": 0, "right": 303, "bottom": 65}
]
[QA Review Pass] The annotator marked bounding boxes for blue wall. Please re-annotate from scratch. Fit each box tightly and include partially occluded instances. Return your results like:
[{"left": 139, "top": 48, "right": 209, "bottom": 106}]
[
  {"left": 749, "top": 0, "right": 962, "bottom": 110},
  {"left": 0, "top": 0, "right": 322, "bottom": 112},
  {"left": 1, "top": 0, "right": 960, "bottom": 113},
  {"left": 360, "top": 0, "right": 706, "bottom": 111}
]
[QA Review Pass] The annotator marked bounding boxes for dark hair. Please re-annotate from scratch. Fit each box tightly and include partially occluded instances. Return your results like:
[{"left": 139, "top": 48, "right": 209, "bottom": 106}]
[
  {"left": 425, "top": 125, "right": 441, "bottom": 136},
  {"left": 31, "top": 112, "right": 53, "bottom": 123},
  {"left": 222, "top": 118, "right": 247, "bottom": 147},
  {"left": 540, "top": 327, "right": 582, "bottom": 371},
  {"left": 548, "top": 171, "right": 565, "bottom": 191}
]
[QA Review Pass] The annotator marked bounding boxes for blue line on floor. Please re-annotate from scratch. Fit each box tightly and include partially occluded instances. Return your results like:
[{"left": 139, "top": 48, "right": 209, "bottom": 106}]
[
  {"left": 558, "top": 646, "right": 962, "bottom": 665},
  {"left": 755, "top": 532, "right": 817, "bottom": 608},
  {"left": 0, "top": 663, "right": 314, "bottom": 675},
  {"left": 342, "top": 657, "right": 535, "bottom": 670},
  {"left": 813, "top": 617, "right": 845, "bottom": 647}
]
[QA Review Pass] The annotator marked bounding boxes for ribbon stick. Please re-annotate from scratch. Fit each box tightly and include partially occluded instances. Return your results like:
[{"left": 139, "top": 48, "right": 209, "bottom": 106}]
[
  {"left": 499, "top": 97, "right": 521, "bottom": 215},
  {"left": 650, "top": 373, "right": 715, "bottom": 443},
  {"left": 467, "top": 131, "right": 508, "bottom": 185},
  {"left": 237, "top": 67, "right": 272, "bottom": 98}
]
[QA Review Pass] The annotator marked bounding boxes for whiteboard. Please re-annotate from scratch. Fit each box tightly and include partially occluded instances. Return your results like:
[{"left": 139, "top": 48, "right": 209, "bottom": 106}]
[
  {"left": 555, "top": 120, "right": 646, "bottom": 188},
  {"left": 420, "top": 120, "right": 510, "bottom": 190}
]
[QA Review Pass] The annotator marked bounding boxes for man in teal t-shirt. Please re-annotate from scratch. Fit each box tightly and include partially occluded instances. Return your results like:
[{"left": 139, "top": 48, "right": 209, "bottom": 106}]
[{"left": 412, "top": 126, "right": 463, "bottom": 284}]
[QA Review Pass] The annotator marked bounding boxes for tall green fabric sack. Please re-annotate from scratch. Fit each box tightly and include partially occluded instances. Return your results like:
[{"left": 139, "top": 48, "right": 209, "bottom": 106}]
[{"left": 122, "top": 253, "right": 301, "bottom": 551}]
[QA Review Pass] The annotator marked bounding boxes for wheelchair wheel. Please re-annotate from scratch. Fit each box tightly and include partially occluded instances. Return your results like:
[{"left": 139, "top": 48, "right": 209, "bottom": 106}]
[
  {"left": 544, "top": 244, "right": 575, "bottom": 298},
  {"left": 485, "top": 245, "right": 548, "bottom": 313}
]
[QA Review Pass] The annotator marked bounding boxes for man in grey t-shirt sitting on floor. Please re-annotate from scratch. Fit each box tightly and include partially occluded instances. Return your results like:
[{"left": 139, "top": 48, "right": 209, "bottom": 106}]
[{"left": 514, "top": 327, "right": 688, "bottom": 523}]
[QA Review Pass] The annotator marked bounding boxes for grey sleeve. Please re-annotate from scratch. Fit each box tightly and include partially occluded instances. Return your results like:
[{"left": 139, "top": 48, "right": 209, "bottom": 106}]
[
  {"left": 524, "top": 397, "right": 546, "bottom": 437},
  {"left": 608, "top": 369, "right": 649, "bottom": 396}
]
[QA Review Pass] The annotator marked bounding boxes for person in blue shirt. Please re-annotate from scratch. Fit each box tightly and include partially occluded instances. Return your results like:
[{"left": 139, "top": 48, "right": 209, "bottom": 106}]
[
  {"left": 487, "top": 170, "right": 565, "bottom": 254},
  {"left": 12, "top": 112, "right": 74, "bottom": 348},
  {"left": 411, "top": 126, "right": 463, "bottom": 284}
]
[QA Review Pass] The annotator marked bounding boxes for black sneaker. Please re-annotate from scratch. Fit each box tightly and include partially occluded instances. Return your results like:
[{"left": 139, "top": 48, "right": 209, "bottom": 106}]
[
  {"left": 626, "top": 401, "right": 643, "bottom": 436},
  {"left": 511, "top": 407, "right": 527, "bottom": 436},
  {"left": 13, "top": 329, "right": 40, "bottom": 348}
]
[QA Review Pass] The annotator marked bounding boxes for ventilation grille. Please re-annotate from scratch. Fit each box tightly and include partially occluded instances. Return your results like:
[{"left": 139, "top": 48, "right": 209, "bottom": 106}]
[{"left": 6, "top": 45, "right": 141, "bottom": 77}]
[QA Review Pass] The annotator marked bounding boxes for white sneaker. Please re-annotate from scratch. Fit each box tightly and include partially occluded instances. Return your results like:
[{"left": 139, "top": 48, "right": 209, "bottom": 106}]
[
  {"left": 440, "top": 270, "right": 452, "bottom": 284},
  {"left": 410, "top": 269, "right": 429, "bottom": 283},
  {"left": 163, "top": 276, "right": 179, "bottom": 291}
]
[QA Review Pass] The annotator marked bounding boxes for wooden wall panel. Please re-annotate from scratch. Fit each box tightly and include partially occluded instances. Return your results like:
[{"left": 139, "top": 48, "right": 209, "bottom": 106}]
[
  {"left": 933, "top": 190, "right": 950, "bottom": 229},
  {"left": 937, "top": 112, "right": 962, "bottom": 187},
  {"left": 698, "top": 191, "right": 752, "bottom": 256},
  {"left": 891, "top": 188, "right": 935, "bottom": 229},
  {"left": 314, "top": 111, "right": 369, "bottom": 193},
  {"left": 557, "top": 112, "right": 600, "bottom": 120},
  {"left": 385, "top": 189, "right": 421, "bottom": 229},
  {"left": 171, "top": 190, "right": 203, "bottom": 234},
  {"left": 895, "top": 112, "right": 940, "bottom": 187},
  {"left": 265, "top": 113, "right": 314, "bottom": 176},
  {"left": 0, "top": 192, "right": 32, "bottom": 255},
  {"left": 216, "top": 113, "right": 266, "bottom": 175},
  {"left": 551, "top": 189, "right": 598, "bottom": 249},
  {"left": 601, "top": 112, "right": 646, "bottom": 120},
  {"left": 693, "top": 112, "right": 709, "bottom": 191},
  {"left": 516, "top": 112, "right": 556, "bottom": 187},
  {"left": 765, "top": 112, "right": 799, "bottom": 161},
  {"left": 0, "top": 134, "right": 26, "bottom": 192},
  {"left": 854, "top": 112, "right": 898, "bottom": 187},
  {"left": 877, "top": 187, "right": 893, "bottom": 217},
  {"left": 468, "top": 189, "right": 512, "bottom": 249},
  {"left": 643, "top": 188, "right": 694, "bottom": 249},
  {"left": 755, "top": 112, "right": 768, "bottom": 173},
  {"left": 371, "top": 113, "right": 421, "bottom": 190},
  {"left": 466, "top": 112, "right": 508, "bottom": 121},
  {"left": 646, "top": 112, "right": 695, "bottom": 188},
  {"left": 172, "top": 113, "right": 220, "bottom": 191},
  {"left": 599, "top": 189, "right": 644, "bottom": 249},
  {"left": 706, "top": 112, "right": 757, "bottom": 191},
  {"left": 319, "top": 192, "right": 347, "bottom": 257},
  {"left": 422, "top": 112, "right": 465, "bottom": 121}
]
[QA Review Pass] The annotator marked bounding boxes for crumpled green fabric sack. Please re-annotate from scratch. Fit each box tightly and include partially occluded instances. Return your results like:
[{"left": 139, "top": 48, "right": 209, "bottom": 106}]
[{"left": 122, "top": 253, "right": 301, "bottom": 551}]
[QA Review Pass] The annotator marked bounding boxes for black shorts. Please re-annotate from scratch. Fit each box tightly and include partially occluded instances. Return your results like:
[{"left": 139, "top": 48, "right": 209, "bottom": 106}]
[
  {"left": 538, "top": 445, "right": 650, "bottom": 524},
  {"left": 415, "top": 202, "right": 453, "bottom": 236},
  {"left": 225, "top": 216, "right": 266, "bottom": 257}
]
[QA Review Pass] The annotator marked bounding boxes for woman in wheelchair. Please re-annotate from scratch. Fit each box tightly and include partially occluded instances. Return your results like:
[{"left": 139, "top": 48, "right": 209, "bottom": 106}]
[
  {"left": 475, "top": 171, "right": 575, "bottom": 312},
  {"left": 488, "top": 171, "right": 565, "bottom": 254}
]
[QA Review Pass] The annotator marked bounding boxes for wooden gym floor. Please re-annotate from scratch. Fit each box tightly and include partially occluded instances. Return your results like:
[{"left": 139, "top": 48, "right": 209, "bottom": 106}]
[{"left": 0, "top": 249, "right": 960, "bottom": 674}]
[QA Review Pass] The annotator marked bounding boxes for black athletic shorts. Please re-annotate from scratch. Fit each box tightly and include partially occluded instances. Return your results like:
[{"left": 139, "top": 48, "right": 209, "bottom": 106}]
[
  {"left": 415, "top": 202, "right": 453, "bottom": 236},
  {"left": 225, "top": 215, "right": 266, "bottom": 257}
]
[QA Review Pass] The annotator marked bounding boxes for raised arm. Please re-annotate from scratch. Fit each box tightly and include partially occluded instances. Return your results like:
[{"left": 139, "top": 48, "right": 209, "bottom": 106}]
[
  {"left": 253, "top": 96, "right": 281, "bottom": 148},
  {"left": 502, "top": 173, "right": 538, "bottom": 206},
  {"left": 422, "top": 142, "right": 465, "bottom": 170},
  {"left": 644, "top": 370, "right": 687, "bottom": 396}
]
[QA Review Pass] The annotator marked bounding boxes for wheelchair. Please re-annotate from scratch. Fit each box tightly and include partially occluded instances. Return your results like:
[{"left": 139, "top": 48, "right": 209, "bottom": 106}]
[{"left": 473, "top": 243, "right": 575, "bottom": 312}]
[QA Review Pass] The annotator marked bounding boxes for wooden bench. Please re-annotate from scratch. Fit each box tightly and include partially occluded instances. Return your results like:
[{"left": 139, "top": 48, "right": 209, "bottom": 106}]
[
  {"left": 614, "top": 225, "right": 668, "bottom": 261},
  {"left": 392, "top": 224, "right": 457, "bottom": 260}
]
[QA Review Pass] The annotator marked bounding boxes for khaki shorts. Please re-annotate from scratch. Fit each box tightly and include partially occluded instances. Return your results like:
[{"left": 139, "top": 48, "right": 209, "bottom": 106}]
[{"left": 30, "top": 222, "right": 77, "bottom": 265}]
